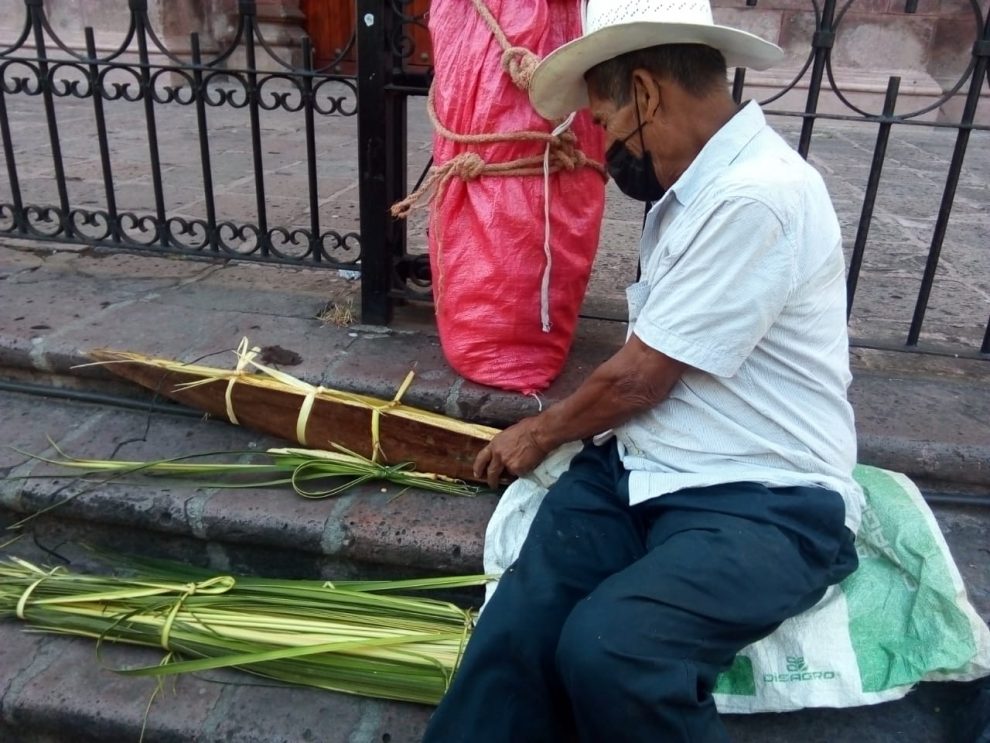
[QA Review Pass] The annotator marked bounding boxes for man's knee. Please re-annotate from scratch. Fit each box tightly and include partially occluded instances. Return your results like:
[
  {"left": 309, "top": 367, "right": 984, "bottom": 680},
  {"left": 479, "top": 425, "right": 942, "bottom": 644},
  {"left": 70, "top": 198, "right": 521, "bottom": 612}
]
[
  {"left": 555, "top": 598, "right": 615, "bottom": 693},
  {"left": 555, "top": 595, "right": 672, "bottom": 698},
  {"left": 555, "top": 595, "right": 716, "bottom": 728},
  {"left": 555, "top": 590, "right": 726, "bottom": 695}
]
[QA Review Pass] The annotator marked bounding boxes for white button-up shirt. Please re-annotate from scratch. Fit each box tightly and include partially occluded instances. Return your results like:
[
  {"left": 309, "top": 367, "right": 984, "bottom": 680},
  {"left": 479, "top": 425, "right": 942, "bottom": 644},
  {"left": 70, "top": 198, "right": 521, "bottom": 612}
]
[{"left": 613, "top": 101, "right": 864, "bottom": 532}]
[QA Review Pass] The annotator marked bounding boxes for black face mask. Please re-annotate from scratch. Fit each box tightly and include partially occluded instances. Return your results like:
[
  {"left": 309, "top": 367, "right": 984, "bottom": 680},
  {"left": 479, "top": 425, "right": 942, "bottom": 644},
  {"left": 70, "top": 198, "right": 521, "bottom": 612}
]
[{"left": 604, "top": 97, "right": 665, "bottom": 203}]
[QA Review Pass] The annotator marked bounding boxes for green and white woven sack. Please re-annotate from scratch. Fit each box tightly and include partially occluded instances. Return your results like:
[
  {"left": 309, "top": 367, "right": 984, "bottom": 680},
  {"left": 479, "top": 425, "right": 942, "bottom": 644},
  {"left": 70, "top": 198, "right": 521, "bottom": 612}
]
[
  {"left": 713, "top": 464, "right": 990, "bottom": 712},
  {"left": 484, "top": 451, "right": 990, "bottom": 713}
]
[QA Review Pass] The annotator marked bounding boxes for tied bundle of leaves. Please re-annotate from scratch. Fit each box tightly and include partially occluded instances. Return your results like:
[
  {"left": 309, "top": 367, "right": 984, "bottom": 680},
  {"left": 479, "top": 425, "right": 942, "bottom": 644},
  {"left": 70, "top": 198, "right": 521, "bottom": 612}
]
[
  {"left": 86, "top": 343, "right": 499, "bottom": 485},
  {"left": 17, "top": 441, "right": 483, "bottom": 500},
  {"left": 0, "top": 555, "right": 487, "bottom": 705}
]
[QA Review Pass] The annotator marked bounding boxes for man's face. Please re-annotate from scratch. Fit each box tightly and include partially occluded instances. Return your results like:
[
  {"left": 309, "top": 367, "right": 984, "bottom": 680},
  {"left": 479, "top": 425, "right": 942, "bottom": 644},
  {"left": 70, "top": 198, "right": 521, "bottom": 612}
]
[
  {"left": 587, "top": 87, "right": 646, "bottom": 158},
  {"left": 587, "top": 80, "right": 668, "bottom": 201}
]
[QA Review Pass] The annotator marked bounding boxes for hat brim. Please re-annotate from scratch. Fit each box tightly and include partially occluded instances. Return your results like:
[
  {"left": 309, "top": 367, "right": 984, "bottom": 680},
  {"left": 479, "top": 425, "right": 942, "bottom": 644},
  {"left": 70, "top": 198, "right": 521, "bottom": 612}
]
[{"left": 529, "top": 22, "right": 785, "bottom": 119}]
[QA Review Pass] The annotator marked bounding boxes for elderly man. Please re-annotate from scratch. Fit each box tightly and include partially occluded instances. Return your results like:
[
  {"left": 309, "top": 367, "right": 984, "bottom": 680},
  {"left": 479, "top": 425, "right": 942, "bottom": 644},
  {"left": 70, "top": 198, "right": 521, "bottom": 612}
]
[{"left": 424, "top": 1, "right": 862, "bottom": 741}]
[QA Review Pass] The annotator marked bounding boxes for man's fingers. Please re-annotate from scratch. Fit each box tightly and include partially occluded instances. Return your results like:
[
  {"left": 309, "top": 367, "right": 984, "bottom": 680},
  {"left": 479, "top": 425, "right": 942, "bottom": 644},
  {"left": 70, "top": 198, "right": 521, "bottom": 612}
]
[
  {"left": 486, "top": 451, "right": 504, "bottom": 490},
  {"left": 473, "top": 445, "right": 493, "bottom": 480}
]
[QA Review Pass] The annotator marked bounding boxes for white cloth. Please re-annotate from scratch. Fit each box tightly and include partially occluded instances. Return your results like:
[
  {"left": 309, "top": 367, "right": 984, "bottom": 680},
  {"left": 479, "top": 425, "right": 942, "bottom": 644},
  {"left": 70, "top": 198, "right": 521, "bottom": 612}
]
[{"left": 610, "top": 101, "right": 863, "bottom": 532}]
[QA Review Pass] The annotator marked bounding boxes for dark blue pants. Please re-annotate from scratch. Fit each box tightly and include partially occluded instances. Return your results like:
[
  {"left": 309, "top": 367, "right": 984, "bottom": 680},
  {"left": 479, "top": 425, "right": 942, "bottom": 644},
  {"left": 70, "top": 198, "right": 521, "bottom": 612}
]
[{"left": 423, "top": 440, "right": 858, "bottom": 742}]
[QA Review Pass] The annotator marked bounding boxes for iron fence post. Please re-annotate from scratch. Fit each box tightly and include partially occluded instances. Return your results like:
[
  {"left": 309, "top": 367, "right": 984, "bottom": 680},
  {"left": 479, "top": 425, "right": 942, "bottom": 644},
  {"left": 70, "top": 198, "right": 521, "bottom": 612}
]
[
  {"left": 131, "top": 0, "right": 169, "bottom": 247},
  {"left": 301, "top": 36, "right": 322, "bottom": 262},
  {"left": 357, "top": 0, "right": 393, "bottom": 325},
  {"left": 190, "top": 32, "right": 220, "bottom": 253},
  {"left": 240, "top": 0, "right": 271, "bottom": 257},
  {"left": 85, "top": 26, "right": 120, "bottom": 244},
  {"left": 797, "top": 0, "right": 837, "bottom": 158},
  {"left": 387, "top": 73, "right": 408, "bottom": 287},
  {"left": 28, "top": 0, "right": 73, "bottom": 239},
  {"left": 0, "top": 4, "right": 26, "bottom": 236},
  {"left": 907, "top": 12, "right": 990, "bottom": 349},
  {"left": 846, "top": 76, "right": 900, "bottom": 317}
]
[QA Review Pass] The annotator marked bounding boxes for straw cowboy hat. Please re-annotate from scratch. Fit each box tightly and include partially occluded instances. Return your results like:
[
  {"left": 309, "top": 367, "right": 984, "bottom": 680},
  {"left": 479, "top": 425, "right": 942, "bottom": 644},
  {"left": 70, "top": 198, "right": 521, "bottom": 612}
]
[{"left": 529, "top": 0, "right": 785, "bottom": 119}]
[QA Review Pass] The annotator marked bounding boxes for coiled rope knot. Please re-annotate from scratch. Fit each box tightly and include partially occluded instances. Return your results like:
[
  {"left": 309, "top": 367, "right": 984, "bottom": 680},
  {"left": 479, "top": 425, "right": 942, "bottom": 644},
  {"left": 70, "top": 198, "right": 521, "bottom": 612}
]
[
  {"left": 450, "top": 152, "right": 487, "bottom": 180},
  {"left": 387, "top": 2, "right": 605, "bottom": 222},
  {"left": 388, "top": 153, "right": 488, "bottom": 219},
  {"left": 501, "top": 46, "right": 540, "bottom": 91},
  {"left": 548, "top": 130, "right": 586, "bottom": 172}
]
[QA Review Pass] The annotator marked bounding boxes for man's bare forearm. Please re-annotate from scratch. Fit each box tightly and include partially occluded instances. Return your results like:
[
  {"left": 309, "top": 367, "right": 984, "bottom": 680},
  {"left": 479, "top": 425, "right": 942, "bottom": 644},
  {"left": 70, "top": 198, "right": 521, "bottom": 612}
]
[
  {"left": 473, "top": 334, "right": 688, "bottom": 486},
  {"left": 531, "top": 334, "right": 687, "bottom": 453}
]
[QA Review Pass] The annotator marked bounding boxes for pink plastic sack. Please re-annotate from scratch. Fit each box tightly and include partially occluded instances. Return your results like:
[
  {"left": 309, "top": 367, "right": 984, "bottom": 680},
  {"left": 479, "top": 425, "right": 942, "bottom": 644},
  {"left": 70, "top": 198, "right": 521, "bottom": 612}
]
[{"left": 427, "top": 0, "right": 605, "bottom": 394}]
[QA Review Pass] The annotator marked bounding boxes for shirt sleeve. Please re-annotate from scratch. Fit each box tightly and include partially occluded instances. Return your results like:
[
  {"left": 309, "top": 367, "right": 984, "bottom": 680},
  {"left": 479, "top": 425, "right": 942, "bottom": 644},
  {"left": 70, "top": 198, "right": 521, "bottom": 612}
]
[{"left": 633, "top": 196, "right": 794, "bottom": 378}]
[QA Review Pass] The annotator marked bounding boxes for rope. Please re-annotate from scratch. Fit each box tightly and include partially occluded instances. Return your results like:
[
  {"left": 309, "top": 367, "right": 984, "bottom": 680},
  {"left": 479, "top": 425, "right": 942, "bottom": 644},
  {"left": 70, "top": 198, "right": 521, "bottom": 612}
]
[
  {"left": 467, "top": 0, "right": 541, "bottom": 91},
  {"left": 189, "top": 338, "right": 419, "bottom": 461},
  {"left": 295, "top": 386, "right": 325, "bottom": 446},
  {"left": 390, "top": 0, "right": 606, "bottom": 219},
  {"left": 541, "top": 112, "right": 576, "bottom": 331},
  {"left": 389, "top": 88, "right": 603, "bottom": 220},
  {"left": 292, "top": 371, "right": 415, "bottom": 460},
  {"left": 369, "top": 370, "right": 415, "bottom": 463},
  {"left": 172, "top": 337, "right": 262, "bottom": 418}
]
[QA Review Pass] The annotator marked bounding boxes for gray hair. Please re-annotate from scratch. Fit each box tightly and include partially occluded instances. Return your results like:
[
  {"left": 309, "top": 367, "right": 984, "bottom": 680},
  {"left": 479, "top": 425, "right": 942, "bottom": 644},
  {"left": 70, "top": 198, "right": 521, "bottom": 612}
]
[{"left": 584, "top": 44, "right": 728, "bottom": 105}]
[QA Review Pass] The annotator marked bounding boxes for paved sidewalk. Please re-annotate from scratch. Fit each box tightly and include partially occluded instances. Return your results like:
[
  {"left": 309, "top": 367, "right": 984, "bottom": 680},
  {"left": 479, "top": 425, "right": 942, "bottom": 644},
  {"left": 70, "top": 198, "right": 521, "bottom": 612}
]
[{"left": 0, "top": 94, "right": 988, "bottom": 355}]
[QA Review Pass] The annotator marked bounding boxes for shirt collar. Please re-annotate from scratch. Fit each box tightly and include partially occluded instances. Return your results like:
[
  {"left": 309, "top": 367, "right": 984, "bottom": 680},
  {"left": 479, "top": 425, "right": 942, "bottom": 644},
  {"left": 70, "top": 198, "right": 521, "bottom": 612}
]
[{"left": 649, "top": 101, "right": 767, "bottom": 214}]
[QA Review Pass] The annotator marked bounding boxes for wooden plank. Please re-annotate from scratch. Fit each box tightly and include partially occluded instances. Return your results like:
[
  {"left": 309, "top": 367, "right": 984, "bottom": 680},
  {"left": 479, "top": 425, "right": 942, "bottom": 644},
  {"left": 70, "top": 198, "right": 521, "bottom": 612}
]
[{"left": 404, "top": 0, "right": 433, "bottom": 70}]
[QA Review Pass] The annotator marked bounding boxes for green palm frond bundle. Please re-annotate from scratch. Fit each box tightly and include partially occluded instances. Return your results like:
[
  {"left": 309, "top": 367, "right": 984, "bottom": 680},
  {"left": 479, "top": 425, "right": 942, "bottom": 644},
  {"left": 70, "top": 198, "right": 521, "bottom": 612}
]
[
  {"left": 0, "top": 555, "right": 487, "bottom": 705},
  {"left": 18, "top": 441, "right": 483, "bottom": 499}
]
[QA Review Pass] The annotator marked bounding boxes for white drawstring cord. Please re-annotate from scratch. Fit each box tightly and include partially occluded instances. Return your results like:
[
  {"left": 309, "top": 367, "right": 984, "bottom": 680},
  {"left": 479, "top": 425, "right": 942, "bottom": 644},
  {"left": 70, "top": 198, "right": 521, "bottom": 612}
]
[{"left": 541, "top": 111, "right": 577, "bottom": 332}]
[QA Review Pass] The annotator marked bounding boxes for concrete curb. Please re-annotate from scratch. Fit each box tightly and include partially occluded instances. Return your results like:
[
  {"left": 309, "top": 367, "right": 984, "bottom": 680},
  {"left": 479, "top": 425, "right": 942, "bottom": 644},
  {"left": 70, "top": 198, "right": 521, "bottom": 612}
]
[{"left": 858, "top": 435, "right": 990, "bottom": 488}]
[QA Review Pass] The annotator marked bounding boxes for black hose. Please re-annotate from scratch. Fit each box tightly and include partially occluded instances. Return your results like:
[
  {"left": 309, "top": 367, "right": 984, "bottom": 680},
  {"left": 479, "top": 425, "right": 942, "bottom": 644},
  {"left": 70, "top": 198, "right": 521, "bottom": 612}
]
[
  {"left": 923, "top": 493, "right": 990, "bottom": 508},
  {"left": 0, "top": 379, "right": 202, "bottom": 419}
]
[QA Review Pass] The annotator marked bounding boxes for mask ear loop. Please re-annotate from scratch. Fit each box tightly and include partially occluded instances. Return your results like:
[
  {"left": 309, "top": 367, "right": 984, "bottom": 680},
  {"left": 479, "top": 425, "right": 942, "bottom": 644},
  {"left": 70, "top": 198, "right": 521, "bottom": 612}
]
[{"left": 634, "top": 81, "right": 649, "bottom": 160}]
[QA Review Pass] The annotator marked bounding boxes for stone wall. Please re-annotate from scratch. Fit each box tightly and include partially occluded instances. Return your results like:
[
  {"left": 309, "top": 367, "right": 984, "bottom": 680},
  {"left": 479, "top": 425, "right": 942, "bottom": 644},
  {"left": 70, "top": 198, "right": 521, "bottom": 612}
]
[
  {"left": 713, "top": 0, "right": 990, "bottom": 121},
  {"left": 0, "top": 0, "right": 300, "bottom": 68}
]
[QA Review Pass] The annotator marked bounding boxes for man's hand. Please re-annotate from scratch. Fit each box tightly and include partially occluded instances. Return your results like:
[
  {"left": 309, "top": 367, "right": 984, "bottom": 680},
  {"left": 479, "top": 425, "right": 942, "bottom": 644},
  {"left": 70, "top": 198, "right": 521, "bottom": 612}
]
[
  {"left": 471, "top": 335, "right": 687, "bottom": 491},
  {"left": 473, "top": 416, "right": 551, "bottom": 489}
]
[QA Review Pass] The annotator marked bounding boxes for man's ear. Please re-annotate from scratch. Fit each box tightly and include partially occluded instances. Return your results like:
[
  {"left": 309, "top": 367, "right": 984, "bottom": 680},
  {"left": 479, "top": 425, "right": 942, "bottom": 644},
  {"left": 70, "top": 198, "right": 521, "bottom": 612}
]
[{"left": 630, "top": 68, "right": 662, "bottom": 121}]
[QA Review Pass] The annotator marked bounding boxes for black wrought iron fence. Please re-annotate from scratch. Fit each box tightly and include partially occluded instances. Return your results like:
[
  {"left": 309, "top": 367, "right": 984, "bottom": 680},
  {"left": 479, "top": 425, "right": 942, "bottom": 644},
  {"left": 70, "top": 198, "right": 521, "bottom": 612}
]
[
  {"left": 0, "top": 1, "right": 364, "bottom": 275},
  {"left": 0, "top": 0, "right": 988, "bottom": 354},
  {"left": 732, "top": 0, "right": 990, "bottom": 356}
]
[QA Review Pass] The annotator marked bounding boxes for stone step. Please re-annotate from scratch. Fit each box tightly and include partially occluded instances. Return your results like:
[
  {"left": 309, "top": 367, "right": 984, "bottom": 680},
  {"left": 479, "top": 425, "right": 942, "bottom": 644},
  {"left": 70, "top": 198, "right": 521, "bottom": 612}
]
[
  {"left": 0, "top": 605, "right": 983, "bottom": 742},
  {"left": 0, "top": 621, "right": 435, "bottom": 743},
  {"left": 0, "top": 389, "right": 495, "bottom": 581},
  {"left": 1, "top": 248, "right": 989, "bottom": 741}
]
